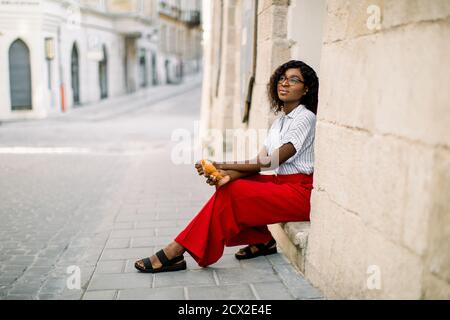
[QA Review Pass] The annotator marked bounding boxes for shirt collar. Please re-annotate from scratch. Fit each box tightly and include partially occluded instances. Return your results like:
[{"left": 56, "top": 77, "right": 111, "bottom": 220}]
[{"left": 283, "top": 104, "right": 305, "bottom": 119}]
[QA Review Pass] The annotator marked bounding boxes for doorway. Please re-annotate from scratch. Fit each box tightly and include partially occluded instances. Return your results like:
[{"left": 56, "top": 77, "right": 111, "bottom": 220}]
[
  {"left": 139, "top": 48, "right": 148, "bottom": 88},
  {"left": 99, "top": 45, "right": 108, "bottom": 99},
  {"left": 9, "top": 39, "right": 32, "bottom": 111},
  {"left": 151, "top": 51, "right": 158, "bottom": 85},
  {"left": 71, "top": 43, "right": 80, "bottom": 105}
]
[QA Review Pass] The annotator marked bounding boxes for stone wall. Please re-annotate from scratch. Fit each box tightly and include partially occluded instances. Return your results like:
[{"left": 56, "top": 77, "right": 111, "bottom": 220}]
[
  {"left": 306, "top": 0, "right": 450, "bottom": 299},
  {"left": 200, "top": 0, "right": 450, "bottom": 299},
  {"left": 249, "top": 0, "right": 291, "bottom": 130}
]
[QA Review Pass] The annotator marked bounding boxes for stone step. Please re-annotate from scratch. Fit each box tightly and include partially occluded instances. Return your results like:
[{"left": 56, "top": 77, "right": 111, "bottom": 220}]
[{"left": 269, "top": 221, "right": 310, "bottom": 275}]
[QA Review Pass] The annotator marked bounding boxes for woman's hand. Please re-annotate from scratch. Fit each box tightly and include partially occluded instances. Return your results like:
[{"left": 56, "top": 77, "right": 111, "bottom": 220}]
[
  {"left": 205, "top": 169, "right": 232, "bottom": 188},
  {"left": 194, "top": 160, "right": 205, "bottom": 176},
  {"left": 195, "top": 160, "right": 221, "bottom": 176}
]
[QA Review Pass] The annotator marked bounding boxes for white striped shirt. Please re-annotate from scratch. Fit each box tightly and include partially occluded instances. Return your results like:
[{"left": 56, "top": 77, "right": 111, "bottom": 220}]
[{"left": 263, "top": 104, "right": 316, "bottom": 175}]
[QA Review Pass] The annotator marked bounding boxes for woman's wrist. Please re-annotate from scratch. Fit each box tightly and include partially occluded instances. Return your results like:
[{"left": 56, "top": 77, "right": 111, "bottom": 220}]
[
  {"left": 225, "top": 169, "right": 253, "bottom": 181},
  {"left": 213, "top": 161, "right": 224, "bottom": 170},
  {"left": 225, "top": 170, "right": 238, "bottom": 181},
  {"left": 213, "top": 162, "right": 258, "bottom": 172}
]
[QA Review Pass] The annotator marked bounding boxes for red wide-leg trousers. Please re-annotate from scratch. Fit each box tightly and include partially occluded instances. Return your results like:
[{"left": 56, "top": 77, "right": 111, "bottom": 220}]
[{"left": 175, "top": 173, "right": 313, "bottom": 267}]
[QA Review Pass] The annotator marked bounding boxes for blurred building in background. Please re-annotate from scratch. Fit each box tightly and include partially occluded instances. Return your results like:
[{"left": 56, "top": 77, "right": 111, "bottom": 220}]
[
  {"left": 159, "top": 0, "right": 202, "bottom": 83},
  {"left": 201, "top": 0, "right": 449, "bottom": 299},
  {"left": 0, "top": 0, "right": 203, "bottom": 121}
]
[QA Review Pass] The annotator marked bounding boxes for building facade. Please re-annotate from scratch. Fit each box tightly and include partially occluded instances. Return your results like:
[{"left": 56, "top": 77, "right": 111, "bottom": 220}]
[
  {"left": 201, "top": 0, "right": 450, "bottom": 299},
  {"left": 0, "top": 0, "right": 203, "bottom": 121},
  {"left": 158, "top": 0, "right": 203, "bottom": 84}
]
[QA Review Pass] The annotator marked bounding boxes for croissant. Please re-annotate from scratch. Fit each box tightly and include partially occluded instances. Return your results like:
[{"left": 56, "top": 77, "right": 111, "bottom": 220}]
[{"left": 201, "top": 160, "right": 224, "bottom": 180}]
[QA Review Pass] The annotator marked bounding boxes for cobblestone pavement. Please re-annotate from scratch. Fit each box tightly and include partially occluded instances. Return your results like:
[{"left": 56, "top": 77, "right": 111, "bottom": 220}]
[{"left": 0, "top": 74, "right": 323, "bottom": 300}]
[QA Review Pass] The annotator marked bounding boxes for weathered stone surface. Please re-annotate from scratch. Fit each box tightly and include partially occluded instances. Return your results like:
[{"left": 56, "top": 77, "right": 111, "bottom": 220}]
[
  {"left": 307, "top": 191, "right": 424, "bottom": 299},
  {"left": 319, "top": 20, "right": 450, "bottom": 147}
]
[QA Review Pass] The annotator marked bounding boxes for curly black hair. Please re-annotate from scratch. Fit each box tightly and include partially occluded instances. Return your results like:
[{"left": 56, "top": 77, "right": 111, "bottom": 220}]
[{"left": 267, "top": 60, "right": 319, "bottom": 115}]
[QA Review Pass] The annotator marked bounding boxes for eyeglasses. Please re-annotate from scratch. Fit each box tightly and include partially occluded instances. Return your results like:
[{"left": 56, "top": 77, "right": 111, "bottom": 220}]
[{"left": 278, "top": 75, "right": 304, "bottom": 86}]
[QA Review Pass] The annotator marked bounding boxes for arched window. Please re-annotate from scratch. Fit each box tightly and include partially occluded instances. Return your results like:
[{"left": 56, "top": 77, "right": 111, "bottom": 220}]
[
  {"left": 71, "top": 43, "right": 80, "bottom": 105},
  {"left": 99, "top": 45, "right": 108, "bottom": 99},
  {"left": 9, "top": 39, "right": 32, "bottom": 111},
  {"left": 151, "top": 51, "right": 158, "bottom": 85},
  {"left": 139, "top": 48, "right": 148, "bottom": 88}
]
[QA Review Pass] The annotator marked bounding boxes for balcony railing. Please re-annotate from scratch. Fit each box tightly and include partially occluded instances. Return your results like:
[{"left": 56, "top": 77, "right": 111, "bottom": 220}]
[
  {"left": 158, "top": 1, "right": 181, "bottom": 19},
  {"left": 182, "top": 10, "right": 201, "bottom": 28}
]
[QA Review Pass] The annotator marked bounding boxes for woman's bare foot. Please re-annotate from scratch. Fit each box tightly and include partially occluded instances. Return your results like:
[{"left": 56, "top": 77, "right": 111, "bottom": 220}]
[{"left": 135, "top": 241, "right": 186, "bottom": 270}]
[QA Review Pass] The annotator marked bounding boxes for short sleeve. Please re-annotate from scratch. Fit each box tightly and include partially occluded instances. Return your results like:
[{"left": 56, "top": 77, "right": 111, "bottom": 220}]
[
  {"left": 280, "top": 112, "right": 316, "bottom": 161},
  {"left": 263, "top": 120, "right": 279, "bottom": 154}
]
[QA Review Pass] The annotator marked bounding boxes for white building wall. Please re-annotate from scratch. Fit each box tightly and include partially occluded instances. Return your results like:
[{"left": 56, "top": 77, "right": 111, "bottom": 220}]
[
  {"left": 0, "top": 1, "right": 49, "bottom": 120},
  {"left": 0, "top": 0, "right": 128, "bottom": 119},
  {"left": 1, "top": 0, "right": 201, "bottom": 121},
  {"left": 80, "top": 11, "right": 127, "bottom": 101}
]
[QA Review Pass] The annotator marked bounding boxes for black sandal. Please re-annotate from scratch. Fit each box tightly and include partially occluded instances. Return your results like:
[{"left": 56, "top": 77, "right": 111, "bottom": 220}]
[
  {"left": 135, "top": 249, "right": 187, "bottom": 273},
  {"left": 235, "top": 238, "right": 277, "bottom": 260}
]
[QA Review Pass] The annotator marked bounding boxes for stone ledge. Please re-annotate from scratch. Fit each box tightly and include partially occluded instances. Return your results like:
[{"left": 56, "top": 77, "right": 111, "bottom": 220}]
[
  {"left": 283, "top": 221, "right": 310, "bottom": 249},
  {"left": 269, "top": 221, "right": 310, "bottom": 275}
]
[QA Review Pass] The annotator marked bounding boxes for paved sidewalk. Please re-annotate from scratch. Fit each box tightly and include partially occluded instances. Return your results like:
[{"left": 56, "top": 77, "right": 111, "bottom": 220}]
[{"left": 62, "top": 151, "right": 324, "bottom": 300}]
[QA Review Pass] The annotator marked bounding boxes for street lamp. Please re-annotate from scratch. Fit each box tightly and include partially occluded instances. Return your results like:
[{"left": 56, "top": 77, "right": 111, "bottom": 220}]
[
  {"left": 45, "top": 37, "right": 55, "bottom": 60},
  {"left": 45, "top": 37, "right": 55, "bottom": 91}
]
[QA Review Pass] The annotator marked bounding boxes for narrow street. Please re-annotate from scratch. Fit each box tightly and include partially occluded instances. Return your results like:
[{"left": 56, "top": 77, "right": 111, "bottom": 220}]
[{"left": 0, "top": 75, "right": 323, "bottom": 300}]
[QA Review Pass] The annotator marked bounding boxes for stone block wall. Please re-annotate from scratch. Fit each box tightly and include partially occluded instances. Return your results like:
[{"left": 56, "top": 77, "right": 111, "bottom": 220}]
[
  {"left": 200, "top": 0, "right": 450, "bottom": 299},
  {"left": 305, "top": 0, "right": 450, "bottom": 299}
]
